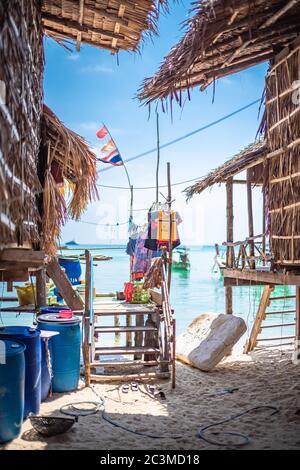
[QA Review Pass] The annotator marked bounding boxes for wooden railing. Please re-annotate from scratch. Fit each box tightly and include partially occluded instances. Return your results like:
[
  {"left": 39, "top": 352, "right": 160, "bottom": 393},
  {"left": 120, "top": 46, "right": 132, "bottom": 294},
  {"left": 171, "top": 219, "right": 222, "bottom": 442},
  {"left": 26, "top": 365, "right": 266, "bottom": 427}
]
[
  {"left": 222, "top": 234, "right": 271, "bottom": 270},
  {"left": 161, "top": 263, "right": 176, "bottom": 388}
]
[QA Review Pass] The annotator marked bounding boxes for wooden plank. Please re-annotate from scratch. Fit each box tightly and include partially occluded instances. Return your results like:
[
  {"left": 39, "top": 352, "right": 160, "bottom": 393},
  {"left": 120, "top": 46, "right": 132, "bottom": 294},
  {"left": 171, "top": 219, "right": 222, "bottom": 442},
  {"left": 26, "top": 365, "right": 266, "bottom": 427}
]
[
  {"left": 257, "top": 336, "right": 295, "bottom": 342},
  {"left": 94, "top": 326, "right": 157, "bottom": 333},
  {"left": 244, "top": 285, "right": 274, "bottom": 353},
  {"left": 0, "top": 270, "right": 29, "bottom": 282},
  {"left": 94, "top": 347, "right": 159, "bottom": 355},
  {"left": 224, "top": 268, "right": 300, "bottom": 286},
  {"left": 0, "top": 248, "right": 44, "bottom": 264},
  {"left": 90, "top": 360, "right": 162, "bottom": 368},
  {"left": 90, "top": 372, "right": 170, "bottom": 382},
  {"left": 46, "top": 258, "right": 84, "bottom": 311}
]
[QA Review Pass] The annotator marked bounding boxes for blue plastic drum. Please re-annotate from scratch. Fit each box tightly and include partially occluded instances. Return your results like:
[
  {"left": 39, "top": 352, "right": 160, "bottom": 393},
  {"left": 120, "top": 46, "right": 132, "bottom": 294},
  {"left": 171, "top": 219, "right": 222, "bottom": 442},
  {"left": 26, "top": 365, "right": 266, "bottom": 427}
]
[
  {"left": 37, "top": 315, "right": 81, "bottom": 393},
  {"left": 0, "top": 326, "right": 41, "bottom": 418},
  {"left": 58, "top": 257, "right": 82, "bottom": 285},
  {"left": 0, "top": 340, "right": 25, "bottom": 442}
]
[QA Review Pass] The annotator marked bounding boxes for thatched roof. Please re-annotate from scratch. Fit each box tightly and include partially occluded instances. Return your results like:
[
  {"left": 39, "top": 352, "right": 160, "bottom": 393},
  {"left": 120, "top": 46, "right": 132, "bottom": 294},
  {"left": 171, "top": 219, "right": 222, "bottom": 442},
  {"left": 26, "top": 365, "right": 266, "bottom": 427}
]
[
  {"left": 185, "top": 140, "right": 267, "bottom": 199},
  {"left": 42, "top": 0, "right": 167, "bottom": 53},
  {"left": 139, "top": 0, "right": 300, "bottom": 104},
  {"left": 42, "top": 104, "right": 99, "bottom": 255}
]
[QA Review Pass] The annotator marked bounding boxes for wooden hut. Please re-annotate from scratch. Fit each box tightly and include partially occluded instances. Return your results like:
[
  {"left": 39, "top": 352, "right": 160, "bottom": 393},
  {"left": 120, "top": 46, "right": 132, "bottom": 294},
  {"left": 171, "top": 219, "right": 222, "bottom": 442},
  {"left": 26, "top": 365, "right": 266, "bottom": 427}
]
[
  {"left": 0, "top": 0, "right": 167, "bottom": 299},
  {"left": 139, "top": 0, "right": 300, "bottom": 348}
]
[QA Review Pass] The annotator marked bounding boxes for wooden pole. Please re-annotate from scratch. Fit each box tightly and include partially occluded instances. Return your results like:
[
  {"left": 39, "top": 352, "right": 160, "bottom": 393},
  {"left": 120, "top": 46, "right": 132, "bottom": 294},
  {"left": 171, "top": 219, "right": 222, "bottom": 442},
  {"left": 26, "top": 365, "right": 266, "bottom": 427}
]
[
  {"left": 36, "top": 268, "right": 47, "bottom": 308},
  {"left": 262, "top": 190, "right": 266, "bottom": 266},
  {"left": 167, "top": 162, "right": 172, "bottom": 293},
  {"left": 172, "top": 319, "right": 176, "bottom": 389},
  {"left": 247, "top": 170, "right": 255, "bottom": 269},
  {"left": 296, "top": 286, "right": 300, "bottom": 356},
  {"left": 126, "top": 184, "right": 134, "bottom": 346},
  {"left": 226, "top": 178, "right": 233, "bottom": 315},
  {"left": 84, "top": 250, "right": 91, "bottom": 386},
  {"left": 156, "top": 112, "right": 160, "bottom": 204}
]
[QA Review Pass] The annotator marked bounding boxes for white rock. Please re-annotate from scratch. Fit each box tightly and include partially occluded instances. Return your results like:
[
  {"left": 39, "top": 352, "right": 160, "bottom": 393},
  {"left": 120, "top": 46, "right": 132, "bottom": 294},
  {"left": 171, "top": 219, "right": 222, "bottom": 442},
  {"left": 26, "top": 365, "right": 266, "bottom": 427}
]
[{"left": 176, "top": 312, "right": 247, "bottom": 371}]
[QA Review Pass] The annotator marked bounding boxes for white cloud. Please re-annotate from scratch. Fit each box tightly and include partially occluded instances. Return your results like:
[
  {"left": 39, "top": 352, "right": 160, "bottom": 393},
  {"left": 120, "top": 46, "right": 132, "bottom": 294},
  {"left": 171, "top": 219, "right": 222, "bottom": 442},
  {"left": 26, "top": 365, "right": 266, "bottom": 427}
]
[
  {"left": 79, "top": 64, "right": 114, "bottom": 74},
  {"left": 78, "top": 121, "right": 99, "bottom": 132}
]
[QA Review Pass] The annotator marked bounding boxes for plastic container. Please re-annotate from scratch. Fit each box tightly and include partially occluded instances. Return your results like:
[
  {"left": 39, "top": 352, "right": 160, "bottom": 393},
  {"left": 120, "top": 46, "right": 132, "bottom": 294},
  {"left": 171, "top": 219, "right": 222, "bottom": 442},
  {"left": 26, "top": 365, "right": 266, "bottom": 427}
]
[
  {"left": 0, "top": 326, "right": 41, "bottom": 418},
  {"left": 0, "top": 340, "right": 25, "bottom": 442},
  {"left": 37, "top": 315, "right": 81, "bottom": 393},
  {"left": 58, "top": 257, "right": 82, "bottom": 285}
]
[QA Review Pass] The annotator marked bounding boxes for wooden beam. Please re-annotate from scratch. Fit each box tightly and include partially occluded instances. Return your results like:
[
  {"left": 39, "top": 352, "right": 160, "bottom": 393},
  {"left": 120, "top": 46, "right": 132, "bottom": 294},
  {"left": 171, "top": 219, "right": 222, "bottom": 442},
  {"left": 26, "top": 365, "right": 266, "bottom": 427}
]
[
  {"left": 35, "top": 268, "right": 47, "bottom": 308},
  {"left": 76, "top": 0, "right": 85, "bottom": 52},
  {"left": 261, "top": 0, "right": 300, "bottom": 29},
  {"left": 0, "top": 249, "right": 45, "bottom": 266},
  {"left": 226, "top": 178, "right": 233, "bottom": 314},
  {"left": 46, "top": 258, "right": 84, "bottom": 311},
  {"left": 247, "top": 169, "right": 255, "bottom": 269},
  {"left": 296, "top": 286, "right": 300, "bottom": 342},
  {"left": 244, "top": 285, "right": 274, "bottom": 353},
  {"left": 224, "top": 268, "right": 300, "bottom": 286}
]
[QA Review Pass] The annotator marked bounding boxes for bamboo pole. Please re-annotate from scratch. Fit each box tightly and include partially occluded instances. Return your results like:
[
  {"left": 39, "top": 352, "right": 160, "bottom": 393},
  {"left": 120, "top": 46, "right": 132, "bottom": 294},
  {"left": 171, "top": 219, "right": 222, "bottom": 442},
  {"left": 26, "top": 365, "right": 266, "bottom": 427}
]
[
  {"left": 156, "top": 112, "right": 160, "bottom": 204},
  {"left": 84, "top": 250, "right": 91, "bottom": 386},
  {"left": 167, "top": 162, "right": 172, "bottom": 293},
  {"left": 226, "top": 178, "right": 233, "bottom": 315},
  {"left": 262, "top": 191, "right": 266, "bottom": 266},
  {"left": 296, "top": 287, "right": 300, "bottom": 354},
  {"left": 247, "top": 170, "right": 255, "bottom": 269}
]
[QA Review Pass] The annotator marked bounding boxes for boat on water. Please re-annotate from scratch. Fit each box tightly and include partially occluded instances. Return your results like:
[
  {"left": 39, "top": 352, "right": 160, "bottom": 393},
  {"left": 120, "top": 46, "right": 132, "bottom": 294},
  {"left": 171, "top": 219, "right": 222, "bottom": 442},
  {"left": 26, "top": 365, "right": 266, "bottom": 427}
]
[{"left": 172, "top": 247, "right": 191, "bottom": 271}]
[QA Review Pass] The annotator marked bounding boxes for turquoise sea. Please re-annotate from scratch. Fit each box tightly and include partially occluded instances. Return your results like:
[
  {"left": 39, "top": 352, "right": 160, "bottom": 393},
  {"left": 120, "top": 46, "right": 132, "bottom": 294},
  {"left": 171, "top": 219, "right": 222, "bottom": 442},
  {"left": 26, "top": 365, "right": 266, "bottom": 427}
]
[{"left": 0, "top": 245, "right": 296, "bottom": 349}]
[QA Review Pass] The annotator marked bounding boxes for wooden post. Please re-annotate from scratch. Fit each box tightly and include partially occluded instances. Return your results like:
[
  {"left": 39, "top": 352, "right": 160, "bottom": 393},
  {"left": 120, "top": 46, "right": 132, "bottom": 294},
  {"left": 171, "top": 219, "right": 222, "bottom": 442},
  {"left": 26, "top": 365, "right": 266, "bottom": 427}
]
[
  {"left": 156, "top": 112, "right": 160, "bottom": 204},
  {"left": 46, "top": 258, "right": 84, "bottom": 312},
  {"left": 83, "top": 250, "right": 91, "bottom": 386},
  {"left": 171, "top": 319, "right": 176, "bottom": 389},
  {"left": 167, "top": 162, "right": 172, "bottom": 293},
  {"left": 226, "top": 178, "right": 233, "bottom": 315},
  {"left": 247, "top": 170, "right": 255, "bottom": 269},
  {"left": 262, "top": 190, "right": 266, "bottom": 266},
  {"left": 36, "top": 268, "right": 47, "bottom": 307},
  {"left": 134, "top": 314, "right": 144, "bottom": 360},
  {"left": 296, "top": 286, "right": 300, "bottom": 359}
]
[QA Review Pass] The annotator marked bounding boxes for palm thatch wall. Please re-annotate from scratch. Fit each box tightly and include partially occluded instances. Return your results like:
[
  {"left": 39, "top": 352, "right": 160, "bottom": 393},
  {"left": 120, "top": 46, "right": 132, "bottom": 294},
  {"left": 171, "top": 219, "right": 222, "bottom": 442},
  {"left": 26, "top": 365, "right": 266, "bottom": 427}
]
[
  {"left": 42, "top": 0, "right": 167, "bottom": 53},
  {"left": 41, "top": 105, "right": 98, "bottom": 256},
  {"left": 139, "top": 0, "right": 300, "bottom": 105},
  {"left": 264, "top": 43, "right": 300, "bottom": 266},
  {"left": 0, "top": 0, "right": 44, "bottom": 249},
  {"left": 185, "top": 141, "right": 266, "bottom": 199}
]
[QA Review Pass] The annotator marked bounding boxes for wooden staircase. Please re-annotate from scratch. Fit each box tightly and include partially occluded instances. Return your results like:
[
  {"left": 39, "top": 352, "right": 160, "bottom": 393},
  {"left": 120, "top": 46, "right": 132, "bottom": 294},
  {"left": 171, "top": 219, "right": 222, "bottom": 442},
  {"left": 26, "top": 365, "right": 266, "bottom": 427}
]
[
  {"left": 244, "top": 285, "right": 296, "bottom": 353},
  {"left": 82, "top": 251, "right": 175, "bottom": 385}
]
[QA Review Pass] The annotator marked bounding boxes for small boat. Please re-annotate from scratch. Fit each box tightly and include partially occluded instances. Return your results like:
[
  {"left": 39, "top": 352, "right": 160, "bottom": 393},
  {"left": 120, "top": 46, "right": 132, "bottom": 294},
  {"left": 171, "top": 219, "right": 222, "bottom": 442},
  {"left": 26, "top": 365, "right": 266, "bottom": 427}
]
[
  {"left": 59, "top": 253, "right": 112, "bottom": 262},
  {"left": 172, "top": 247, "right": 191, "bottom": 271}
]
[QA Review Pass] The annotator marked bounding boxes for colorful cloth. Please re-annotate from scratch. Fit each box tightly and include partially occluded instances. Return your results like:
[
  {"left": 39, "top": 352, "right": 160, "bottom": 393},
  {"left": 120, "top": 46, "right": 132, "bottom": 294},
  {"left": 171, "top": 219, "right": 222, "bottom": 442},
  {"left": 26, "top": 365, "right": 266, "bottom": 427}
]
[{"left": 132, "top": 231, "right": 152, "bottom": 274}]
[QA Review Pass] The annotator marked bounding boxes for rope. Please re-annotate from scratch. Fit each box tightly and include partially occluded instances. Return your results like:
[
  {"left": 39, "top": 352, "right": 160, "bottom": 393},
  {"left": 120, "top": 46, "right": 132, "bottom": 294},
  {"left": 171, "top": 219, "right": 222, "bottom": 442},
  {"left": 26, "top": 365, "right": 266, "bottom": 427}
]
[{"left": 198, "top": 406, "right": 279, "bottom": 447}]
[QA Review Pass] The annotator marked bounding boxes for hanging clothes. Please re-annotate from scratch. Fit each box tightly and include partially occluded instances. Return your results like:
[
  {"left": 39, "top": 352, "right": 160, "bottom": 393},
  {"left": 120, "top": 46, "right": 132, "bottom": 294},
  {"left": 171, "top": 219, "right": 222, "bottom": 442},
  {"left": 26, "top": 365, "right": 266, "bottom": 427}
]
[
  {"left": 132, "top": 230, "right": 152, "bottom": 275},
  {"left": 145, "top": 208, "right": 182, "bottom": 251}
]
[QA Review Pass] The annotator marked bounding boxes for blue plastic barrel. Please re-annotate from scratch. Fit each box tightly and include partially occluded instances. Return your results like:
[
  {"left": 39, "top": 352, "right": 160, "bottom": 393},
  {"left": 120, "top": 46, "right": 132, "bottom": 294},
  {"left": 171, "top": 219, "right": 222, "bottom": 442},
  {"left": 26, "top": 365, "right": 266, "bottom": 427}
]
[
  {"left": 58, "top": 257, "right": 82, "bottom": 285},
  {"left": 37, "top": 315, "right": 81, "bottom": 393},
  {"left": 0, "top": 326, "right": 41, "bottom": 418},
  {"left": 0, "top": 340, "right": 25, "bottom": 442}
]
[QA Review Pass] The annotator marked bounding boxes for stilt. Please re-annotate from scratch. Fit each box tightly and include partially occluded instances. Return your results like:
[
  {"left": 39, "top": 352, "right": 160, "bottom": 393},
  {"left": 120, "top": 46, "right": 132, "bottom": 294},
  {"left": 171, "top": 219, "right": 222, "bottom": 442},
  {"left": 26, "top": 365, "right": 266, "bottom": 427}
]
[
  {"left": 247, "top": 169, "right": 255, "bottom": 269},
  {"left": 226, "top": 178, "right": 234, "bottom": 314},
  {"left": 36, "top": 268, "right": 47, "bottom": 307}
]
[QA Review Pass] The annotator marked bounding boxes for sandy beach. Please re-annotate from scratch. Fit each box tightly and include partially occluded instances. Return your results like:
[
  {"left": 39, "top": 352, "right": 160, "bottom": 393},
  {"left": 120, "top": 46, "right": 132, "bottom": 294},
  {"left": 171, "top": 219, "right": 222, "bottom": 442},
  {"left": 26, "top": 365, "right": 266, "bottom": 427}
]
[{"left": 2, "top": 347, "right": 299, "bottom": 451}]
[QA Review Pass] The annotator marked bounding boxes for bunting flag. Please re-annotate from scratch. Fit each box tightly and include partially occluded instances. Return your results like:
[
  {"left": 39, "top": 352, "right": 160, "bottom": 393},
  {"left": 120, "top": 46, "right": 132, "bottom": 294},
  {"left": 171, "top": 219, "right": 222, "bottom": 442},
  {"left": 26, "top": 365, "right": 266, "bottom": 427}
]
[
  {"left": 96, "top": 124, "right": 124, "bottom": 167},
  {"left": 101, "top": 139, "right": 115, "bottom": 153},
  {"left": 96, "top": 126, "right": 108, "bottom": 139},
  {"left": 98, "top": 149, "right": 123, "bottom": 166}
]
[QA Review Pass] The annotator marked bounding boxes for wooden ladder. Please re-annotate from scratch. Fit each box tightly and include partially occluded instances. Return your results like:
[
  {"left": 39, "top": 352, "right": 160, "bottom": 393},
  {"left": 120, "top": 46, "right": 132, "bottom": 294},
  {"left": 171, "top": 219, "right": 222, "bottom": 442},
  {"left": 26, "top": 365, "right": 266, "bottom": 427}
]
[
  {"left": 244, "top": 285, "right": 296, "bottom": 353},
  {"left": 83, "top": 251, "right": 175, "bottom": 385}
]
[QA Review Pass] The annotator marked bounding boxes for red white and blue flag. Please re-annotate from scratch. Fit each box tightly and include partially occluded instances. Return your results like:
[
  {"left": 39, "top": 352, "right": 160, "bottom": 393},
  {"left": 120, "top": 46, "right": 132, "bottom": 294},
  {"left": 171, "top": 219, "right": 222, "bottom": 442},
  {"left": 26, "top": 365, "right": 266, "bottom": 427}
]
[{"left": 96, "top": 125, "right": 123, "bottom": 167}]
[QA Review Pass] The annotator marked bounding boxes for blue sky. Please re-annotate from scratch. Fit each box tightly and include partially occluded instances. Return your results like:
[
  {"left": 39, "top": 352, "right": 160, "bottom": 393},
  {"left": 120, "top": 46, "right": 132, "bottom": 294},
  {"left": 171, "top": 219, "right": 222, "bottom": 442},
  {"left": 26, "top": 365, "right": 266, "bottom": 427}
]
[{"left": 44, "top": 1, "right": 268, "bottom": 246}]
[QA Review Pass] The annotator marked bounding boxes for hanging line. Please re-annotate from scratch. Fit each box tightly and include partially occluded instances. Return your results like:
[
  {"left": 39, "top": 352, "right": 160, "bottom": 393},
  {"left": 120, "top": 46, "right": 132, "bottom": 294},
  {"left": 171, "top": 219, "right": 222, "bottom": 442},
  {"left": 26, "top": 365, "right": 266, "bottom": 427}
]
[{"left": 97, "top": 98, "right": 261, "bottom": 174}]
